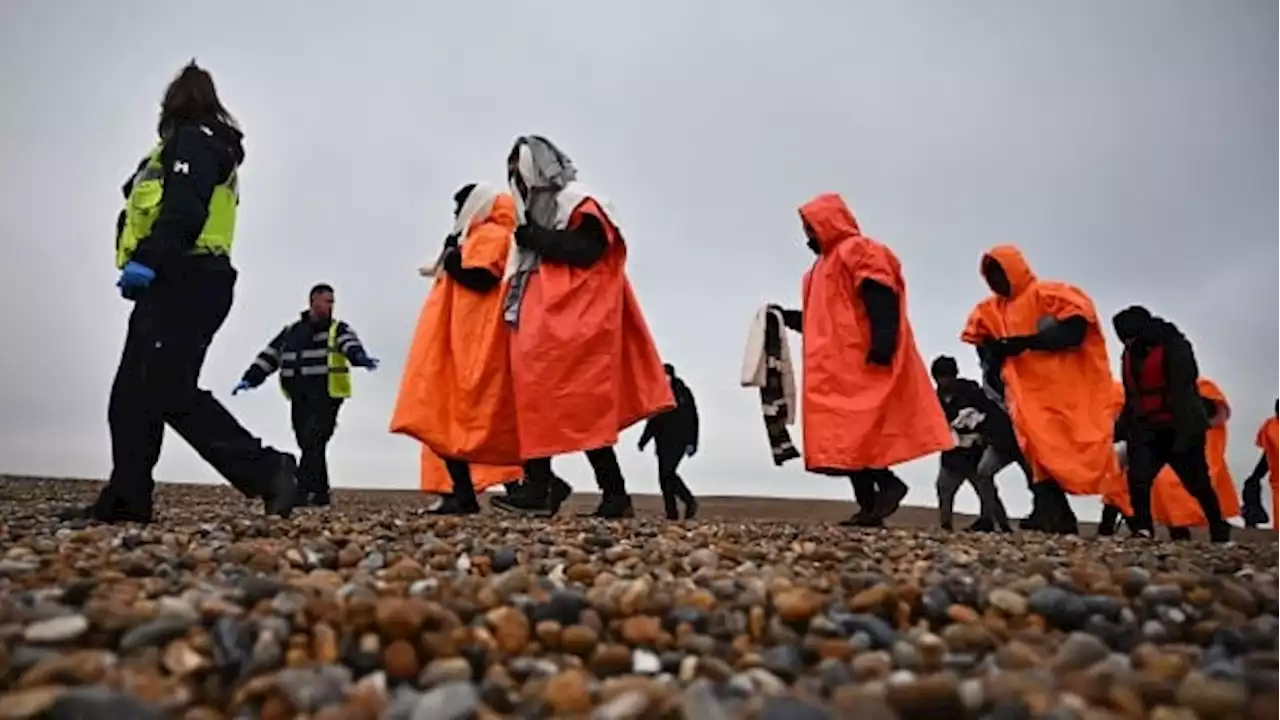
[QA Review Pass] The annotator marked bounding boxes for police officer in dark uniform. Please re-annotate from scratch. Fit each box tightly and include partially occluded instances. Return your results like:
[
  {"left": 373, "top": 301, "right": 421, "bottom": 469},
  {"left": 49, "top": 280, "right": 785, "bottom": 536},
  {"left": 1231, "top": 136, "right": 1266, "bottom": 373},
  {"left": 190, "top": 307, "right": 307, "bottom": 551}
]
[
  {"left": 234, "top": 284, "right": 378, "bottom": 506},
  {"left": 65, "top": 62, "right": 300, "bottom": 524}
]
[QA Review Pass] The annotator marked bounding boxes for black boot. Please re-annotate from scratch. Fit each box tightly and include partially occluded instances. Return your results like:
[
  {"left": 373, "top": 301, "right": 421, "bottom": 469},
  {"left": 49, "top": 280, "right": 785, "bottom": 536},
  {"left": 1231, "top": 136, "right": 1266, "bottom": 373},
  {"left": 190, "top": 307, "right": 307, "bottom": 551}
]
[
  {"left": 262, "top": 454, "right": 300, "bottom": 519},
  {"left": 1168, "top": 526, "right": 1192, "bottom": 541}
]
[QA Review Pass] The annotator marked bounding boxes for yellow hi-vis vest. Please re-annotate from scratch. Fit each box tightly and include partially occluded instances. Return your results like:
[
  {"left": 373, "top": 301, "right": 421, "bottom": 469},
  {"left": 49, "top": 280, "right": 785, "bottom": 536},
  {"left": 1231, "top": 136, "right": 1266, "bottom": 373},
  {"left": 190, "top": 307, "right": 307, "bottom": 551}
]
[
  {"left": 279, "top": 321, "right": 352, "bottom": 400},
  {"left": 115, "top": 139, "right": 239, "bottom": 269}
]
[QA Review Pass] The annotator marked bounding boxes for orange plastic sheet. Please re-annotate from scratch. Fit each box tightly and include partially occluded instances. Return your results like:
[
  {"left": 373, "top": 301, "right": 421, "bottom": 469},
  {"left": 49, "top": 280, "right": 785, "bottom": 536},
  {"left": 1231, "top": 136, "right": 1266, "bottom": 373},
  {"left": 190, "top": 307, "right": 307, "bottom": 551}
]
[
  {"left": 961, "top": 245, "right": 1120, "bottom": 497},
  {"left": 509, "top": 198, "right": 673, "bottom": 459},
  {"left": 1151, "top": 378, "right": 1241, "bottom": 527},
  {"left": 796, "top": 193, "right": 952, "bottom": 471},
  {"left": 1257, "top": 415, "right": 1279, "bottom": 531},
  {"left": 389, "top": 192, "right": 521, "bottom": 465}
]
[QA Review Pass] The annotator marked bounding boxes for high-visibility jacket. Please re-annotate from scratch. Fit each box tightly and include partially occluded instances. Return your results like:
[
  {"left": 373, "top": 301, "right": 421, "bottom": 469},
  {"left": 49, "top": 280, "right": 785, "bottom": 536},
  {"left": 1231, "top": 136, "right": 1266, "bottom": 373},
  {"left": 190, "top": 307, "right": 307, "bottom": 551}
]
[
  {"left": 115, "top": 140, "right": 239, "bottom": 269},
  {"left": 278, "top": 321, "right": 352, "bottom": 400}
]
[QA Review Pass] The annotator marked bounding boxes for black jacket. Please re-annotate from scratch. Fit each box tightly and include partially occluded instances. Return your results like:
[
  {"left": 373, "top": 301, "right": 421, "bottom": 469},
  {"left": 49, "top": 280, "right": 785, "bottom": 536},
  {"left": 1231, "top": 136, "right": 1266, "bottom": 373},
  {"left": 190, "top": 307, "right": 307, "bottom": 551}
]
[
  {"left": 641, "top": 375, "right": 700, "bottom": 449},
  {"left": 1118, "top": 317, "right": 1207, "bottom": 438},
  {"left": 122, "top": 119, "right": 245, "bottom": 275},
  {"left": 936, "top": 378, "right": 1018, "bottom": 472},
  {"left": 241, "top": 312, "right": 371, "bottom": 399}
]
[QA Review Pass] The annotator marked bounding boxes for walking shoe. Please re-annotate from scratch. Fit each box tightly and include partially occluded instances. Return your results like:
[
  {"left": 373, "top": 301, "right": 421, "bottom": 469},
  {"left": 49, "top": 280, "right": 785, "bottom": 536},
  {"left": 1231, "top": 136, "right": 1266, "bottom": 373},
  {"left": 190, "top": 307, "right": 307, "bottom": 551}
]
[
  {"left": 838, "top": 511, "right": 883, "bottom": 528},
  {"left": 872, "top": 476, "right": 909, "bottom": 520},
  {"left": 491, "top": 483, "right": 557, "bottom": 517},
  {"left": 587, "top": 494, "right": 635, "bottom": 519},
  {"left": 58, "top": 501, "right": 152, "bottom": 525},
  {"left": 1168, "top": 527, "right": 1192, "bottom": 541},
  {"left": 1242, "top": 506, "right": 1268, "bottom": 528},
  {"left": 263, "top": 454, "right": 300, "bottom": 519},
  {"left": 683, "top": 497, "right": 699, "bottom": 520},
  {"left": 426, "top": 495, "right": 480, "bottom": 516},
  {"left": 301, "top": 492, "right": 331, "bottom": 508},
  {"left": 965, "top": 518, "right": 995, "bottom": 533}
]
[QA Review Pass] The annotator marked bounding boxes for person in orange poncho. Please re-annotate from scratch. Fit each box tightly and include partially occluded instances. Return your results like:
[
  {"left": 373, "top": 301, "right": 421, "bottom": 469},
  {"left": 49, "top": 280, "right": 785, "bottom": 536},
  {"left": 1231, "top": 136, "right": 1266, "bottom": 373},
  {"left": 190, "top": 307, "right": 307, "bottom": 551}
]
[
  {"left": 1104, "top": 378, "right": 1241, "bottom": 539},
  {"left": 1150, "top": 378, "right": 1240, "bottom": 538},
  {"left": 389, "top": 182, "right": 523, "bottom": 514},
  {"left": 491, "top": 136, "right": 673, "bottom": 519},
  {"left": 1112, "top": 305, "right": 1229, "bottom": 542},
  {"left": 961, "top": 246, "right": 1122, "bottom": 535},
  {"left": 778, "top": 193, "right": 953, "bottom": 527},
  {"left": 1252, "top": 400, "right": 1279, "bottom": 531}
]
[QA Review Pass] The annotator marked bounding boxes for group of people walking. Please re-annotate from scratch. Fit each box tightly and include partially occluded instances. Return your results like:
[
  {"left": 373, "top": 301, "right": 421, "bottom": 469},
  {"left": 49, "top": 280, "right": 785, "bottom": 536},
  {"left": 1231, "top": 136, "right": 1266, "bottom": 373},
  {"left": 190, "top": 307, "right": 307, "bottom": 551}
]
[{"left": 68, "top": 63, "right": 1276, "bottom": 542}]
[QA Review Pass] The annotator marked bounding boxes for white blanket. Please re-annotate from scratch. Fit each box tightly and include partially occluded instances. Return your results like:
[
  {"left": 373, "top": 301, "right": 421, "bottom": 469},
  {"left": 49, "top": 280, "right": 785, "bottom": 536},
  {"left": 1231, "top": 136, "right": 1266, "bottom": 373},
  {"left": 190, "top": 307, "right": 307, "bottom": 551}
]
[{"left": 741, "top": 305, "right": 796, "bottom": 426}]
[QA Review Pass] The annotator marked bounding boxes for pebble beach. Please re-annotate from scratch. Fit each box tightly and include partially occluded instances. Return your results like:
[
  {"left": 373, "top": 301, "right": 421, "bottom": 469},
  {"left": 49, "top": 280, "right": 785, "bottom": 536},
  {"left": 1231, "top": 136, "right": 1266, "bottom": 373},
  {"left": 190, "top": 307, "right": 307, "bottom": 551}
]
[{"left": 0, "top": 477, "right": 1276, "bottom": 719}]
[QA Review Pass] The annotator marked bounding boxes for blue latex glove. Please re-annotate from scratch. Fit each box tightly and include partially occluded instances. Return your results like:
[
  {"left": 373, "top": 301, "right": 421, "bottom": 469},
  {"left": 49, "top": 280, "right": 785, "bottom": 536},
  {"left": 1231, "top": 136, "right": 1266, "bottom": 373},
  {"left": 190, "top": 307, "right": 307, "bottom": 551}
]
[
  {"left": 231, "top": 380, "right": 251, "bottom": 396},
  {"left": 685, "top": 443, "right": 697, "bottom": 458},
  {"left": 116, "top": 261, "right": 156, "bottom": 299},
  {"left": 358, "top": 356, "right": 380, "bottom": 370}
]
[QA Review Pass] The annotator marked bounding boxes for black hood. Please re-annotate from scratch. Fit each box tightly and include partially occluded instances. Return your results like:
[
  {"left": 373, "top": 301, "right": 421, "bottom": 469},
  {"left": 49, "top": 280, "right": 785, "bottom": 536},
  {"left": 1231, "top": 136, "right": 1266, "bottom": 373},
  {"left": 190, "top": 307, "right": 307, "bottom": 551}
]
[
  {"left": 204, "top": 119, "right": 245, "bottom": 166},
  {"left": 162, "top": 117, "right": 245, "bottom": 166}
]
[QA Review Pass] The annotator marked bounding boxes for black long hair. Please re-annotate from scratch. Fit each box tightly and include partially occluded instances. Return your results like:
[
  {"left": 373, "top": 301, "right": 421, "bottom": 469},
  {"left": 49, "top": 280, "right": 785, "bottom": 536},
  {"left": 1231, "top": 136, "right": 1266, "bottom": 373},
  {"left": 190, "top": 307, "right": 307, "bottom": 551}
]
[{"left": 158, "top": 61, "right": 237, "bottom": 139}]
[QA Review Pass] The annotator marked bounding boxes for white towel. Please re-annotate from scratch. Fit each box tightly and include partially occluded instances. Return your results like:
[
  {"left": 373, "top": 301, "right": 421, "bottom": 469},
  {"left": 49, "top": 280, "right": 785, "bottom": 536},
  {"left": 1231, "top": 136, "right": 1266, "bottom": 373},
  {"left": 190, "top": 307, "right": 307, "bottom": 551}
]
[
  {"left": 419, "top": 183, "right": 501, "bottom": 279},
  {"left": 741, "top": 305, "right": 796, "bottom": 426}
]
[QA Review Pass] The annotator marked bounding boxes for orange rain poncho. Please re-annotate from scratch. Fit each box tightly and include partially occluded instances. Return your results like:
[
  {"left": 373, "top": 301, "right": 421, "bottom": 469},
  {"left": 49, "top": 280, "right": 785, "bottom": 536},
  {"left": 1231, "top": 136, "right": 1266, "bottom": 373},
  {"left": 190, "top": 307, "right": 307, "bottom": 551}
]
[
  {"left": 1151, "top": 378, "right": 1241, "bottom": 527},
  {"left": 797, "top": 193, "right": 953, "bottom": 471},
  {"left": 390, "top": 189, "right": 523, "bottom": 467},
  {"left": 418, "top": 445, "right": 521, "bottom": 495},
  {"left": 961, "top": 245, "right": 1121, "bottom": 496},
  {"left": 509, "top": 197, "right": 673, "bottom": 459},
  {"left": 1257, "top": 415, "right": 1279, "bottom": 531}
]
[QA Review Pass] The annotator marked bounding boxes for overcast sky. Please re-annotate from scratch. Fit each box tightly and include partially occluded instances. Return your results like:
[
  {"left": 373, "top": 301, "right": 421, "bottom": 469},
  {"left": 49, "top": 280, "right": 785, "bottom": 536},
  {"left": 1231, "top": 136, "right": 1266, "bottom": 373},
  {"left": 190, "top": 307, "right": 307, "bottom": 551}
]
[{"left": 1, "top": 1, "right": 1275, "bottom": 518}]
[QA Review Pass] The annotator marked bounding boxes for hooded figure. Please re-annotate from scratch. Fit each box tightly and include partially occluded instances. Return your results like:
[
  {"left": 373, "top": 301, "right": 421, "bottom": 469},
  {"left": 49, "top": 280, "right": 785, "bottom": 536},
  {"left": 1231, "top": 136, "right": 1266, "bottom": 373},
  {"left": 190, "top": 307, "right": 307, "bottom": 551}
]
[
  {"left": 389, "top": 183, "right": 523, "bottom": 514},
  {"left": 961, "top": 245, "right": 1121, "bottom": 535},
  {"left": 491, "top": 135, "right": 673, "bottom": 519},
  {"left": 1253, "top": 400, "right": 1279, "bottom": 532},
  {"left": 1112, "top": 305, "right": 1229, "bottom": 542},
  {"left": 779, "top": 193, "right": 953, "bottom": 526}
]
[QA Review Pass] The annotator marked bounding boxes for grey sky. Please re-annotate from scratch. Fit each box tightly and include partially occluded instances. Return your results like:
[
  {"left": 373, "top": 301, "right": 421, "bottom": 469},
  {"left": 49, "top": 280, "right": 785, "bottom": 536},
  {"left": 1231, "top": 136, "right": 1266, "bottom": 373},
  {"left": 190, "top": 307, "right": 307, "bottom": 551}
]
[{"left": 1, "top": 1, "right": 1275, "bottom": 518}]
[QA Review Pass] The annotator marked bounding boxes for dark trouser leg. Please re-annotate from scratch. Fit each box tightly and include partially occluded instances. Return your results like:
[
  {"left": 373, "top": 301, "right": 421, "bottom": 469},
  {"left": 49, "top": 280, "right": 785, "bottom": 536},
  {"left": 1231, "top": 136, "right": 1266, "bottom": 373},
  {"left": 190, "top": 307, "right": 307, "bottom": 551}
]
[
  {"left": 1098, "top": 504, "right": 1121, "bottom": 536},
  {"left": 104, "top": 268, "right": 283, "bottom": 518},
  {"left": 101, "top": 306, "right": 168, "bottom": 519},
  {"left": 1164, "top": 429, "right": 1230, "bottom": 542},
  {"left": 585, "top": 446, "right": 633, "bottom": 518},
  {"left": 1125, "top": 431, "right": 1166, "bottom": 535},
  {"left": 656, "top": 441, "right": 683, "bottom": 520},
  {"left": 872, "top": 468, "right": 908, "bottom": 519},
  {"left": 291, "top": 397, "right": 341, "bottom": 498},
  {"left": 935, "top": 466, "right": 966, "bottom": 530},
  {"left": 849, "top": 471, "right": 878, "bottom": 514},
  {"left": 586, "top": 446, "right": 628, "bottom": 499},
  {"left": 1168, "top": 526, "right": 1192, "bottom": 541},
  {"left": 1242, "top": 474, "right": 1266, "bottom": 526},
  {"left": 521, "top": 458, "right": 554, "bottom": 501},
  {"left": 974, "top": 447, "right": 1013, "bottom": 530},
  {"left": 443, "top": 458, "right": 479, "bottom": 509}
]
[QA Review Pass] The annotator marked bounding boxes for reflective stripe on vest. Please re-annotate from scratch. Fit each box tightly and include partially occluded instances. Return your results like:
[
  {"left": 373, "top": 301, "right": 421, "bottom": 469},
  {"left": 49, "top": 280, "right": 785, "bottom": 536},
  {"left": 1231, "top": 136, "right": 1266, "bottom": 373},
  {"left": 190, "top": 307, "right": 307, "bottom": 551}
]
[
  {"left": 279, "top": 322, "right": 352, "bottom": 400},
  {"left": 1123, "top": 344, "right": 1173, "bottom": 421},
  {"left": 115, "top": 139, "right": 239, "bottom": 269}
]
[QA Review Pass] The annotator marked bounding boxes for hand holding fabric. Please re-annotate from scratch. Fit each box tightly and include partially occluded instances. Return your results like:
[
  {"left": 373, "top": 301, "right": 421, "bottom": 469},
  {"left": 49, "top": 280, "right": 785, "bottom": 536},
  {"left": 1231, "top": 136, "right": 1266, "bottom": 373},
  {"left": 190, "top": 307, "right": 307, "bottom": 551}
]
[
  {"left": 231, "top": 379, "right": 251, "bottom": 396},
  {"left": 356, "top": 356, "right": 380, "bottom": 371},
  {"left": 513, "top": 223, "right": 539, "bottom": 250},
  {"left": 116, "top": 261, "right": 156, "bottom": 299},
  {"left": 1001, "top": 335, "right": 1033, "bottom": 356}
]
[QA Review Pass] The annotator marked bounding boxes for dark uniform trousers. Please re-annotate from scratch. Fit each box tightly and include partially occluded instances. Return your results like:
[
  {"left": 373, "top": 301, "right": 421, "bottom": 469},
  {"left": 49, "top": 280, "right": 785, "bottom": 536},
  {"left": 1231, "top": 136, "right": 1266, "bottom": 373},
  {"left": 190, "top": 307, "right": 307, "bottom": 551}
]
[
  {"left": 289, "top": 394, "right": 343, "bottom": 496},
  {"left": 103, "top": 265, "right": 283, "bottom": 514}
]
